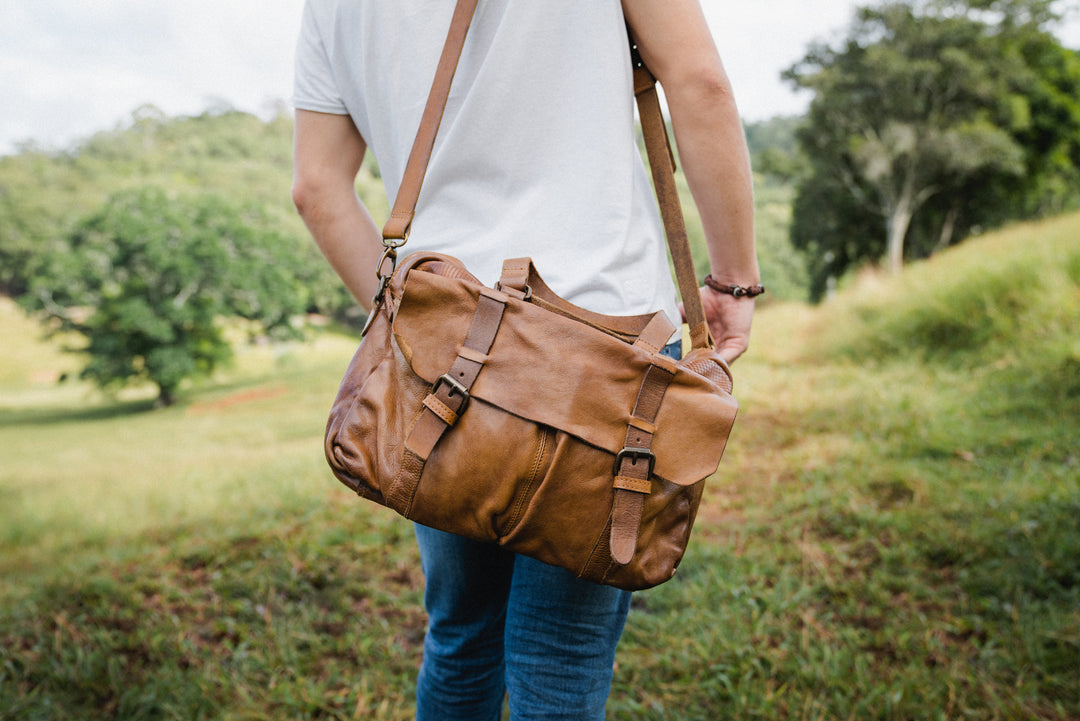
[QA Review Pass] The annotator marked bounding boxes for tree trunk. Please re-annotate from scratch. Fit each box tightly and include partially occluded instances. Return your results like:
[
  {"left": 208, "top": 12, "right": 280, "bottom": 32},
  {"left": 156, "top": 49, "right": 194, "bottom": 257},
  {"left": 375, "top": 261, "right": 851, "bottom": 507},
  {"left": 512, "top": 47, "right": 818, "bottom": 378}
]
[
  {"left": 155, "top": 386, "right": 177, "bottom": 408},
  {"left": 936, "top": 205, "right": 959, "bottom": 250},
  {"left": 885, "top": 204, "right": 913, "bottom": 275}
]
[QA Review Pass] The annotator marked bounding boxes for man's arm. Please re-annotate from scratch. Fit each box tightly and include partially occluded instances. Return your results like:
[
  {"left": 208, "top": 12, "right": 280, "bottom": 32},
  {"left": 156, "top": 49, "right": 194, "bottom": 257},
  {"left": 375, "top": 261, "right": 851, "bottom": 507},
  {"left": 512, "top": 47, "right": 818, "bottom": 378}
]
[
  {"left": 622, "top": 0, "right": 759, "bottom": 363},
  {"left": 292, "top": 109, "right": 384, "bottom": 309}
]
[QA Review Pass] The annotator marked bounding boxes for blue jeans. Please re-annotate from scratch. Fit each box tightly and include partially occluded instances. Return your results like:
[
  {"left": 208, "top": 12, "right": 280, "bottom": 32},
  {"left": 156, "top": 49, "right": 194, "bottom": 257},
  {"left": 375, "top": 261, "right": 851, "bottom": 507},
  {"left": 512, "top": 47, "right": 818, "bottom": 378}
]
[
  {"left": 413, "top": 340, "right": 682, "bottom": 720},
  {"left": 414, "top": 526, "right": 631, "bottom": 720}
]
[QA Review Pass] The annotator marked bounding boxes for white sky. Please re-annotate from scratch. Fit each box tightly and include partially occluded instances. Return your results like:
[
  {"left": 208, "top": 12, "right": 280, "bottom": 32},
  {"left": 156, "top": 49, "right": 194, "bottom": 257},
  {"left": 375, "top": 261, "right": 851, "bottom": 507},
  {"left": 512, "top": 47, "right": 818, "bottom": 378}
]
[{"left": 2, "top": 1, "right": 1078, "bottom": 156}]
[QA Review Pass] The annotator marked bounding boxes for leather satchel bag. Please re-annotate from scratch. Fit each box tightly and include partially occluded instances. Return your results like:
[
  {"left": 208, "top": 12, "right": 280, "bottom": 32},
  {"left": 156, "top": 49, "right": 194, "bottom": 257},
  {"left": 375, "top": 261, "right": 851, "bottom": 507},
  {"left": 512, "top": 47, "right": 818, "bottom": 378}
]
[{"left": 324, "top": 0, "right": 738, "bottom": 591}]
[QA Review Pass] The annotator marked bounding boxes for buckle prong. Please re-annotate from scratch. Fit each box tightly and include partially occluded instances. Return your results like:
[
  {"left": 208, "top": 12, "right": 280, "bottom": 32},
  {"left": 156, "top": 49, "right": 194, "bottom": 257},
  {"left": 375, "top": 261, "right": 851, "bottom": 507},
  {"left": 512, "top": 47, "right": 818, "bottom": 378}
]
[
  {"left": 614, "top": 447, "right": 656, "bottom": 476},
  {"left": 432, "top": 373, "right": 470, "bottom": 413}
]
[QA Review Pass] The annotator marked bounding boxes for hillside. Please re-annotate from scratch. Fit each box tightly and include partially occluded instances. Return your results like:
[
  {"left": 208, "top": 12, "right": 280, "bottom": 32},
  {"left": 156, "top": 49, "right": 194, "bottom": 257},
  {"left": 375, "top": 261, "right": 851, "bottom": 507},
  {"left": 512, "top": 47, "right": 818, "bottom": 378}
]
[{"left": 1, "top": 213, "right": 1078, "bottom": 719}]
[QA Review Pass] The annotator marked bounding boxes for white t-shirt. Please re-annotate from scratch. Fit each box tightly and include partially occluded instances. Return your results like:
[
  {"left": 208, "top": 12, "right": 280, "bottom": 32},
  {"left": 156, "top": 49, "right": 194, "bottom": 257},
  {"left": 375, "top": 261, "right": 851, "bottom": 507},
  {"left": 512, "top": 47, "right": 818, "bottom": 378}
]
[{"left": 294, "top": 0, "right": 680, "bottom": 323}]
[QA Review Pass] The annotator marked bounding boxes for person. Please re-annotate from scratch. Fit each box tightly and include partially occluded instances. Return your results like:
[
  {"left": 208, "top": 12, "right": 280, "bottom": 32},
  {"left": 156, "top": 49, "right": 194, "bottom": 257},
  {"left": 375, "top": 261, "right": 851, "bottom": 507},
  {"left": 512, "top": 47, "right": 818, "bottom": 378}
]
[{"left": 291, "top": 1, "right": 759, "bottom": 719}]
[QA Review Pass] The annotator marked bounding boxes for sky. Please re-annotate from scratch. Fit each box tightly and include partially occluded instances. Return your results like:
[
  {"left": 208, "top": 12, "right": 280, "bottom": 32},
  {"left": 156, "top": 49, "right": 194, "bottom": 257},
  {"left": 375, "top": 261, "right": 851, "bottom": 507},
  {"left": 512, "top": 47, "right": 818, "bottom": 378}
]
[{"left": 2, "top": 1, "right": 1079, "bottom": 156}]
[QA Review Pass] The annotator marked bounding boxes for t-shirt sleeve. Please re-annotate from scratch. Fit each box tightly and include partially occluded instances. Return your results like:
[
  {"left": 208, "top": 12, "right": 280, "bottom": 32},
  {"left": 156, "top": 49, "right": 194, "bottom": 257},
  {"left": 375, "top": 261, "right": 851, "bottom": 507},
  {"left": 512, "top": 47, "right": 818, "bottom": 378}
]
[{"left": 292, "top": 1, "right": 349, "bottom": 114}]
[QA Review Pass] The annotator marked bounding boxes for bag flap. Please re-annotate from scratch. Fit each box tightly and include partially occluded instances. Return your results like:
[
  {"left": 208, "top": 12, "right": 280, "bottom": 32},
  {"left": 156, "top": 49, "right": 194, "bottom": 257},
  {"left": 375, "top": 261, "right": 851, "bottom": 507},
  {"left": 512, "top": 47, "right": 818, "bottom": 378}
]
[{"left": 392, "top": 268, "right": 738, "bottom": 485}]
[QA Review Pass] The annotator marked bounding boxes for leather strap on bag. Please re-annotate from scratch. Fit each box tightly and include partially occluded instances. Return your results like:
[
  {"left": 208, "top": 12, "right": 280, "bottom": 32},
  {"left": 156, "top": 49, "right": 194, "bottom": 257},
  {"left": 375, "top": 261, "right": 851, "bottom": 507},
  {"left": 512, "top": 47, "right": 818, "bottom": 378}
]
[
  {"left": 381, "top": 0, "right": 714, "bottom": 351},
  {"left": 382, "top": 0, "right": 480, "bottom": 242},
  {"left": 609, "top": 321, "right": 679, "bottom": 565},
  {"left": 385, "top": 284, "right": 510, "bottom": 515},
  {"left": 631, "top": 49, "right": 712, "bottom": 350}
]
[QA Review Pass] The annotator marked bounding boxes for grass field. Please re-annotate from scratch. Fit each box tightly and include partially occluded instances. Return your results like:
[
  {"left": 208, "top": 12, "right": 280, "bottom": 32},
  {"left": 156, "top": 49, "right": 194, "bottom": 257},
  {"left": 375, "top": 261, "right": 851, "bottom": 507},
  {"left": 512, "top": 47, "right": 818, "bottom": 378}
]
[{"left": 2, "top": 213, "right": 1079, "bottom": 720}]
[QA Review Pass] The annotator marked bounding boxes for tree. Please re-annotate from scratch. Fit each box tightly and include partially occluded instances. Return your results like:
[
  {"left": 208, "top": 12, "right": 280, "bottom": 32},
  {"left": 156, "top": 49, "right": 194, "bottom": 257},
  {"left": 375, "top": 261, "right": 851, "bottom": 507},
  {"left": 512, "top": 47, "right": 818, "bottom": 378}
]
[
  {"left": 1, "top": 108, "right": 381, "bottom": 327},
  {"left": 25, "top": 188, "right": 311, "bottom": 406},
  {"left": 786, "top": 0, "right": 1080, "bottom": 288}
]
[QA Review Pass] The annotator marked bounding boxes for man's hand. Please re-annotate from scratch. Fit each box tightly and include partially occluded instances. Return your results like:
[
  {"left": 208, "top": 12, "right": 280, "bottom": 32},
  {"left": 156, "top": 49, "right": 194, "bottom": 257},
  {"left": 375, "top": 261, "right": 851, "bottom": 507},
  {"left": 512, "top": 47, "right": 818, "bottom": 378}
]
[
  {"left": 700, "top": 287, "right": 754, "bottom": 364},
  {"left": 680, "top": 288, "right": 754, "bottom": 365}
]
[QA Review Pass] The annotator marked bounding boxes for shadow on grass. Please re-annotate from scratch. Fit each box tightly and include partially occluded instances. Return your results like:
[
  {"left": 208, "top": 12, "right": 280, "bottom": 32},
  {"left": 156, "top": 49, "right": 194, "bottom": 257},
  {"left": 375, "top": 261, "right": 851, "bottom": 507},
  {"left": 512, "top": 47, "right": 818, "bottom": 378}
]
[
  {"left": 0, "top": 368, "right": 314, "bottom": 428},
  {"left": 0, "top": 398, "right": 158, "bottom": 426}
]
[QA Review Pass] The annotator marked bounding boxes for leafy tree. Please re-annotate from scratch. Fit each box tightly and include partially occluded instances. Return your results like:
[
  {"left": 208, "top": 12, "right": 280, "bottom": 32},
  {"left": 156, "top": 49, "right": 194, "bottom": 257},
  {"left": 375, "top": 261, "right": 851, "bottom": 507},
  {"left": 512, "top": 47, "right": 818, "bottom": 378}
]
[
  {"left": 0, "top": 146, "right": 94, "bottom": 296},
  {"left": 1, "top": 107, "right": 382, "bottom": 325},
  {"left": 24, "top": 188, "right": 311, "bottom": 406},
  {"left": 785, "top": 0, "right": 1080, "bottom": 289}
]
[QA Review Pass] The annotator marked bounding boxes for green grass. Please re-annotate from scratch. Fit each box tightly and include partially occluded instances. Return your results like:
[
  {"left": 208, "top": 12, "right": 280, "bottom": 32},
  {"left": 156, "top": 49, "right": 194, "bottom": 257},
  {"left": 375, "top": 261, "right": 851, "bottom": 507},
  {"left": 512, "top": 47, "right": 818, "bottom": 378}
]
[{"left": 2, "top": 214, "right": 1079, "bottom": 719}]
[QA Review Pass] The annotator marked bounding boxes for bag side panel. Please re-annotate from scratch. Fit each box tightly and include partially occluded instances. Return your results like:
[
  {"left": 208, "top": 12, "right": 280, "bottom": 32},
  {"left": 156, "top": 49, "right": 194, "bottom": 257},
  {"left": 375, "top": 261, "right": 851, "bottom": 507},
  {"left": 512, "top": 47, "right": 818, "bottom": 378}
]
[{"left": 325, "top": 309, "right": 431, "bottom": 503}]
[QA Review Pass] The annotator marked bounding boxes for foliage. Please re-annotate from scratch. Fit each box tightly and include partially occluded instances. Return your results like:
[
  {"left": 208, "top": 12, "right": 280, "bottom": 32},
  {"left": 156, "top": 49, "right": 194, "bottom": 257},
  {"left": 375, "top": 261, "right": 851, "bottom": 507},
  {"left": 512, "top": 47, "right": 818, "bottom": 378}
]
[
  {"left": 23, "top": 188, "right": 313, "bottom": 406},
  {"left": 749, "top": 178, "right": 810, "bottom": 302},
  {"left": 0, "top": 107, "right": 382, "bottom": 324},
  {"left": 786, "top": 0, "right": 1080, "bottom": 292},
  {"left": 744, "top": 115, "right": 806, "bottom": 182},
  {"left": 735, "top": 118, "right": 813, "bottom": 301},
  {"left": 2, "top": 211, "right": 1078, "bottom": 719}
]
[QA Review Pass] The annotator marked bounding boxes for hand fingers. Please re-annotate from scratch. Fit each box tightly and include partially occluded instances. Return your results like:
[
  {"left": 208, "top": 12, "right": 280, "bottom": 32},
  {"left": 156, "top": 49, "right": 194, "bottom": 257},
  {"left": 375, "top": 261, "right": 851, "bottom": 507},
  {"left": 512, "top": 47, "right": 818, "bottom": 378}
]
[{"left": 716, "top": 336, "right": 748, "bottom": 365}]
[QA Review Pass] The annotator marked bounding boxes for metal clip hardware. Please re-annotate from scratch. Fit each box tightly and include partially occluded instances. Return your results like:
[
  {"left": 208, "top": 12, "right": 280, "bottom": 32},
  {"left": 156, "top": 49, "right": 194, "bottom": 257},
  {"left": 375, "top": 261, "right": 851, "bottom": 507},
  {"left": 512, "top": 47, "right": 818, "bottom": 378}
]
[
  {"left": 493, "top": 281, "right": 533, "bottom": 302},
  {"left": 432, "top": 373, "right": 470, "bottom": 413},
  {"left": 376, "top": 245, "right": 399, "bottom": 281},
  {"left": 613, "top": 447, "right": 656, "bottom": 477},
  {"left": 369, "top": 247, "right": 399, "bottom": 307},
  {"left": 361, "top": 244, "right": 405, "bottom": 338}
]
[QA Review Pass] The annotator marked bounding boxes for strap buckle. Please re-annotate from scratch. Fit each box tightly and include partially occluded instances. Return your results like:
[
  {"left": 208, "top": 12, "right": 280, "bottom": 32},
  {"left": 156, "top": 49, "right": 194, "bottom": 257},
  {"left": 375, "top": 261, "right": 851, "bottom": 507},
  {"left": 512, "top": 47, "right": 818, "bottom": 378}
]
[
  {"left": 613, "top": 447, "right": 656, "bottom": 477},
  {"left": 493, "top": 281, "right": 533, "bottom": 301},
  {"left": 432, "top": 373, "right": 470, "bottom": 413}
]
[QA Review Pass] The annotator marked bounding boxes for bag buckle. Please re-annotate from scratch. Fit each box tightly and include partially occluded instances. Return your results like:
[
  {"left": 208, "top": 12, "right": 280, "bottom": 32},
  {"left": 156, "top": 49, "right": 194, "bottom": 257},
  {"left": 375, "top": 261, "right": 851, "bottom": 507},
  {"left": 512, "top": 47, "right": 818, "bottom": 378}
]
[
  {"left": 432, "top": 373, "right": 470, "bottom": 413},
  {"left": 614, "top": 447, "right": 656, "bottom": 477},
  {"left": 493, "top": 281, "right": 533, "bottom": 301}
]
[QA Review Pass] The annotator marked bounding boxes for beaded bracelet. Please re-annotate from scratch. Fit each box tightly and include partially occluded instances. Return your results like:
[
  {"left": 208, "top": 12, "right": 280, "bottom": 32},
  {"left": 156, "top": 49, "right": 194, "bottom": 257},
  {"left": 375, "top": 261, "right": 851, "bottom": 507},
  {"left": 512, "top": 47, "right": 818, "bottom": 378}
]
[{"left": 704, "top": 274, "right": 766, "bottom": 298}]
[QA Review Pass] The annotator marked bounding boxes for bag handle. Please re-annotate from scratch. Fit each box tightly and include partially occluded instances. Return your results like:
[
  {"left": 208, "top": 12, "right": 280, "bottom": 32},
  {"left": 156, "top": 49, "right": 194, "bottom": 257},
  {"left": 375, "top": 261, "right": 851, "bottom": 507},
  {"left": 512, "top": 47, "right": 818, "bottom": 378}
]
[{"left": 380, "top": 0, "right": 713, "bottom": 350}]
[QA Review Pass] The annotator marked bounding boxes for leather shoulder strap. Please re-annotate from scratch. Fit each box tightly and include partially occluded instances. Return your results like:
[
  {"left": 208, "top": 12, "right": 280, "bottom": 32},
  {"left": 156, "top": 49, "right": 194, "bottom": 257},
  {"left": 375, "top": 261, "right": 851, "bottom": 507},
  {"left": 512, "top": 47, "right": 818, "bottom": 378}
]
[
  {"left": 383, "top": 0, "right": 713, "bottom": 349},
  {"left": 382, "top": 0, "right": 479, "bottom": 242},
  {"left": 629, "top": 38, "right": 711, "bottom": 349}
]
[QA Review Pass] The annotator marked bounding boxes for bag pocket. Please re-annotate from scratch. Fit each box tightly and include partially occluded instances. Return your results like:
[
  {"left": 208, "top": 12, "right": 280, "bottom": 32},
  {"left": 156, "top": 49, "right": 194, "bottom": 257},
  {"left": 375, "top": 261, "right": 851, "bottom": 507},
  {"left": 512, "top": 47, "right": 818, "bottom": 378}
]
[{"left": 404, "top": 400, "right": 557, "bottom": 542}]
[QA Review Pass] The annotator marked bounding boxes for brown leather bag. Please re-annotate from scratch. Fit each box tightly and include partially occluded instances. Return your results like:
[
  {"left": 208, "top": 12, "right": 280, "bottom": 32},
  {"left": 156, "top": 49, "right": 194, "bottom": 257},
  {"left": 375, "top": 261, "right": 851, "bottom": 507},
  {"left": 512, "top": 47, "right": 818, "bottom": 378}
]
[{"left": 324, "top": 0, "right": 738, "bottom": 590}]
